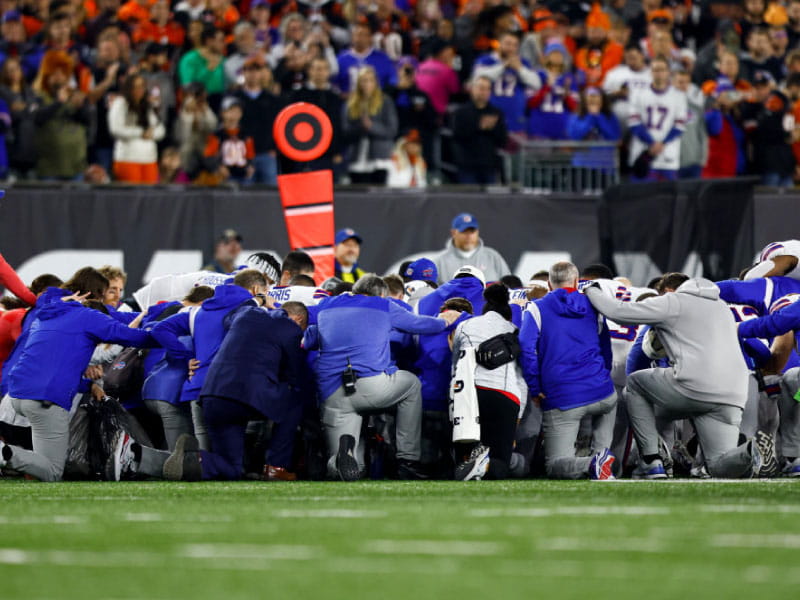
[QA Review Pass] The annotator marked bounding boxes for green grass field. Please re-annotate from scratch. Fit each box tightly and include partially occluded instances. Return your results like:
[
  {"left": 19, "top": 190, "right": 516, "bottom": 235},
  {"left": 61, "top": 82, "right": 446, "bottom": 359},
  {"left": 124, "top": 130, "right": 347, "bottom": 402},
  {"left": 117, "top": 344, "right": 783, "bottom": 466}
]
[{"left": 1, "top": 479, "right": 799, "bottom": 599}]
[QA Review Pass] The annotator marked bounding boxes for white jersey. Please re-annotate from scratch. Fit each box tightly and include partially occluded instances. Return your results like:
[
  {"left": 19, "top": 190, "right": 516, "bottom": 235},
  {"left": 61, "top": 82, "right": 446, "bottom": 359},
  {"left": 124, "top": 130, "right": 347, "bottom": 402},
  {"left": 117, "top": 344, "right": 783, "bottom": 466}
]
[
  {"left": 133, "top": 271, "right": 231, "bottom": 311},
  {"left": 603, "top": 64, "right": 652, "bottom": 126},
  {"left": 267, "top": 285, "right": 329, "bottom": 307},
  {"left": 628, "top": 84, "right": 688, "bottom": 171},
  {"left": 759, "top": 240, "right": 800, "bottom": 280}
]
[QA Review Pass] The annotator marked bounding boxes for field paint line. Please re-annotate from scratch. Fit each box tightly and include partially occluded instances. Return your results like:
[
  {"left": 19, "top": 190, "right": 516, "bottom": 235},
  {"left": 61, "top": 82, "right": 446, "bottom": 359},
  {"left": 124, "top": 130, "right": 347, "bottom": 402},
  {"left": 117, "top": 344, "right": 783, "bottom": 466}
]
[
  {"left": 700, "top": 504, "right": 800, "bottom": 514},
  {"left": 711, "top": 534, "right": 800, "bottom": 549},
  {"left": 181, "top": 543, "right": 322, "bottom": 560},
  {"left": 272, "top": 509, "right": 388, "bottom": 519},
  {"left": 537, "top": 537, "right": 666, "bottom": 553},
  {"left": 122, "top": 512, "right": 233, "bottom": 523},
  {"left": 0, "top": 548, "right": 165, "bottom": 568},
  {"left": 363, "top": 540, "right": 504, "bottom": 556},
  {"left": 0, "top": 515, "right": 88, "bottom": 525},
  {"left": 469, "top": 506, "right": 670, "bottom": 518}
]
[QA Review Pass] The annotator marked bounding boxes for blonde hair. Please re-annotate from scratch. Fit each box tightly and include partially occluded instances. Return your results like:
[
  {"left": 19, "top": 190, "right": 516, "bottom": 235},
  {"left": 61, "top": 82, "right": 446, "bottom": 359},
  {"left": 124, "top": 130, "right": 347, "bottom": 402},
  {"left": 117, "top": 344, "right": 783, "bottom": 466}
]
[
  {"left": 98, "top": 265, "right": 127, "bottom": 284},
  {"left": 346, "top": 66, "right": 384, "bottom": 120}
]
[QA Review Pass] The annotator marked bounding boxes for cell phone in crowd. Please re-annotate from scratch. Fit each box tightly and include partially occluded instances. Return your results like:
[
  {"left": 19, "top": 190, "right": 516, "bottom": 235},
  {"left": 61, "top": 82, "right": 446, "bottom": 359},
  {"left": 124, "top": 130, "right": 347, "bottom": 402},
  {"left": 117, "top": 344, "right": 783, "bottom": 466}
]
[{"left": 342, "top": 358, "right": 357, "bottom": 396}]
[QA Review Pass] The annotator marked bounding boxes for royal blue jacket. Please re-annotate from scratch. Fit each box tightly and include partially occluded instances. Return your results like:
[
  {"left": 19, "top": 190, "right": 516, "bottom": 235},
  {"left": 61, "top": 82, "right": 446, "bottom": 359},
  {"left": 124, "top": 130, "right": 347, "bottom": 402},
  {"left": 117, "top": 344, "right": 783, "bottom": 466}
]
[
  {"left": 303, "top": 294, "right": 448, "bottom": 402},
  {"left": 716, "top": 276, "right": 800, "bottom": 315},
  {"left": 0, "top": 287, "right": 70, "bottom": 396},
  {"left": 738, "top": 298, "right": 800, "bottom": 342},
  {"left": 519, "top": 288, "right": 614, "bottom": 411},
  {"left": 7, "top": 301, "right": 154, "bottom": 410},
  {"left": 151, "top": 285, "right": 254, "bottom": 403},
  {"left": 414, "top": 277, "right": 484, "bottom": 411},
  {"left": 201, "top": 306, "right": 308, "bottom": 422},
  {"left": 140, "top": 301, "right": 183, "bottom": 378}
]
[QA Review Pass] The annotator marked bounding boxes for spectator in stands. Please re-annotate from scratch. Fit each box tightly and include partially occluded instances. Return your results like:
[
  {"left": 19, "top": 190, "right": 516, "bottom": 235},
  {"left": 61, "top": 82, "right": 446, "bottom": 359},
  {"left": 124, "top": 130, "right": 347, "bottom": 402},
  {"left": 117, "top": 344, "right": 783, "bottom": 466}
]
[
  {"left": 387, "top": 129, "right": 426, "bottom": 188},
  {"left": 206, "top": 0, "right": 240, "bottom": 36},
  {"left": 575, "top": 5, "right": 623, "bottom": 87},
  {"left": 31, "top": 50, "right": 90, "bottom": 180},
  {"left": 175, "top": 81, "right": 217, "bottom": 177},
  {"left": 336, "top": 21, "right": 396, "bottom": 94},
  {"left": 224, "top": 21, "right": 259, "bottom": 88},
  {"left": 414, "top": 38, "right": 460, "bottom": 121},
  {"left": 473, "top": 31, "right": 540, "bottom": 133},
  {"left": 451, "top": 75, "right": 507, "bottom": 184},
  {"left": 234, "top": 55, "right": 280, "bottom": 185},
  {"left": 201, "top": 95, "right": 255, "bottom": 184},
  {"left": 628, "top": 55, "right": 687, "bottom": 181},
  {"left": 158, "top": 146, "right": 190, "bottom": 183},
  {"left": 0, "top": 9, "right": 38, "bottom": 81},
  {"left": 334, "top": 228, "right": 365, "bottom": 283},
  {"left": 178, "top": 24, "right": 226, "bottom": 106},
  {"left": 643, "top": 28, "right": 680, "bottom": 71},
  {"left": 674, "top": 69, "right": 707, "bottom": 179},
  {"left": 526, "top": 42, "right": 579, "bottom": 139},
  {"left": 751, "top": 89, "right": 796, "bottom": 187},
  {"left": 250, "top": 0, "right": 277, "bottom": 53},
  {"left": 742, "top": 26, "right": 783, "bottom": 82},
  {"left": 131, "top": 0, "right": 185, "bottom": 49},
  {"left": 273, "top": 31, "right": 313, "bottom": 92},
  {"left": 118, "top": 0, "right": 153, "bottom": 28},
  {"left": 108, "top": 73, "right": 165, "bottom": 183},
  {"left": 139, "top": 42, "right": 175, "bottom": 127},
  {"left": 0, "top": 57, "right": 38, "bottom": 178},
  {"left": 787, "top": 0, "right": 800, "bottom": 49},
  {"left": 342, "top": 66, "right": 398, "bottom": 184},
  {"left": 203, "top": 228, "right": 242, "bottom": 273},
  {"left": 272, "top": 13, "right": 337, "bottom": 82},
  {"left": 603, "top": 43, "right": 652, "bottom": 131},
  {"left": 566, "top": 87, "right": 621, "bottom": 183},
  {"left": 289, "top": 56, "right": 344, "bottom": 173},
  {"left": 693, "top": 19, "right": 741, "bottom": 85},
  {"left": 386, "top": 57, "right": 437, "bottom": 170},
  {"left": 702, "top": 77, "right": 747, "bottom": 178},
  {"left": 85, "top": 0, "right": 130, "bottom": 48},
  {"left": 174, "top": 0, "right": 206, "bottom": 27},
  {"left": 87, "top": 32, "right": 127, "bottom": 173},
  {"left": 740, "top": 0, "right": 768, "bottom": 44}
]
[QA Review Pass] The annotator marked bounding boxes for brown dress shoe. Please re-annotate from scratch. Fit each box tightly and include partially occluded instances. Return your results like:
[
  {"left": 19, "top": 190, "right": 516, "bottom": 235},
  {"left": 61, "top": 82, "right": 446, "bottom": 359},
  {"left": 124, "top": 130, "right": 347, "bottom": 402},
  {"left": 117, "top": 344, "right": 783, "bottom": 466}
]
[{"left": 264, "top": 465, "right": 297, "bottom": 481}]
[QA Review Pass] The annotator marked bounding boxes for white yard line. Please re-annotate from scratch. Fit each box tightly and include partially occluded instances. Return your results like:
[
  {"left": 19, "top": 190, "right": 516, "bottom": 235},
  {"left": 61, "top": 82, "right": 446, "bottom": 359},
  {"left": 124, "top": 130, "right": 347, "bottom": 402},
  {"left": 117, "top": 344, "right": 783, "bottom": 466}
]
[
  {"left": 272, "top": 509, "right": 388, "bottom": 519},
  {"left": 362, "top": 540, "right": 504, "bottom": 556}
]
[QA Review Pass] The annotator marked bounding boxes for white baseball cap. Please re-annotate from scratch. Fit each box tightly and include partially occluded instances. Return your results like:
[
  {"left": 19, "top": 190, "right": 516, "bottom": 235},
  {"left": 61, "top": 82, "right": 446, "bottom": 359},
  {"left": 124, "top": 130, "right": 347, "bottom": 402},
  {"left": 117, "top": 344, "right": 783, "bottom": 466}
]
[{"left": 453, "top": 265, "right": 486, "bottom": 286}]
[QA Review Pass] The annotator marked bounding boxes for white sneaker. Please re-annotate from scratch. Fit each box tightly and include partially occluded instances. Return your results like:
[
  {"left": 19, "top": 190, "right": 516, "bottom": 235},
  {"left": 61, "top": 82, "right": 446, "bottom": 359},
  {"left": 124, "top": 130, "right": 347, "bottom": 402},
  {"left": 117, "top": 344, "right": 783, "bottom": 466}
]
[
  {"left": 751, "top": 431, "right": 779, "bottom": 478},
  {"left": 105, "top": 432, "right": 137, "bottom": 481},
  {"left": 632, "top": 458, "right": 668, "bottom": 480},
  {"left": 455, "top": 445, "right": 490, "bottom": 481}
]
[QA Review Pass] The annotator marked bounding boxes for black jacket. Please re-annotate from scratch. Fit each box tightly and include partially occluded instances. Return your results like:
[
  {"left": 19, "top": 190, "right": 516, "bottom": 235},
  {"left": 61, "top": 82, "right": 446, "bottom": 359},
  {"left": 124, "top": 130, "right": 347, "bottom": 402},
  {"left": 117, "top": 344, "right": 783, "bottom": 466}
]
[
  {"left": 234, "top": 88, "right": 283, "bottom": 154},
  {"left": 451, "top": 101, "right": 507, "bottom": 170}
]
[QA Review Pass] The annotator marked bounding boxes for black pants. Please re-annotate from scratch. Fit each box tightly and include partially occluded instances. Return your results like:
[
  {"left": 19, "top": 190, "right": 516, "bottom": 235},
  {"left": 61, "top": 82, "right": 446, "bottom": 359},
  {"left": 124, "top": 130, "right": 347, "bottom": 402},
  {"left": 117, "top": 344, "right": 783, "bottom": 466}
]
[
  {"left": 349, "top": 170, "right": 387, "bottom": 184},
  {"left": 476, "top": 387, "right": 519, "bottom": 479}
]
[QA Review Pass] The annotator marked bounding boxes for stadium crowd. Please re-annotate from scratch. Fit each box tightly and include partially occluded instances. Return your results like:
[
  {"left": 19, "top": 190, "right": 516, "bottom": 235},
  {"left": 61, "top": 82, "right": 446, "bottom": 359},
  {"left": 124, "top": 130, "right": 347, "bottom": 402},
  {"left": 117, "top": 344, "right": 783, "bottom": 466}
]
[
  {"left": 2, "top": 0, "right": 800, "bottom": 185},
  {"left": 1, "top": 219, "right": 800, "bottom": 482}
]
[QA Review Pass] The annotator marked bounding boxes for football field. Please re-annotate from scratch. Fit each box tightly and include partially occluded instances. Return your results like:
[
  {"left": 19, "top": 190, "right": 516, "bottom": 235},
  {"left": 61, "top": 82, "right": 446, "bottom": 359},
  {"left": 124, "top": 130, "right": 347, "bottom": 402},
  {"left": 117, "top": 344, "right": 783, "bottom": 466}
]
[{"left": 1, "top": 479, "right": 798, "bottom": 599}]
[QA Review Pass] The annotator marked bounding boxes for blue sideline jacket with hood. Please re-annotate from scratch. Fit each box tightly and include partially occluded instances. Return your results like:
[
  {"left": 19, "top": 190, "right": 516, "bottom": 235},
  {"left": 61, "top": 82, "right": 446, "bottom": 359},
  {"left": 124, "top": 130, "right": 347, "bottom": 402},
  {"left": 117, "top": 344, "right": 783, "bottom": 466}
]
[
  {"left": 0, "top": 286, "right": 71, "bottom": 396},
  {"left": 7, "top": 300, "right": 154, "bottom": 410},
  {"left": 303, "top": 294, "right": 449, "bottom": 402},
  {"left": 519, "top": 288, "right": 614, "bottom": 411},
  {"left": 150, "top": 284, "right": 254, "bottom": 403}
]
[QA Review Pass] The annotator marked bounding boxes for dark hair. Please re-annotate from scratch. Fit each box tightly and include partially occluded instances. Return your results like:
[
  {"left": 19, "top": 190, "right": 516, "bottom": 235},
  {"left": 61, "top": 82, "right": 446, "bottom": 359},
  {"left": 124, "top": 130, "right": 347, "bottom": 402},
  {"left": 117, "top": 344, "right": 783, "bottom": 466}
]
[
  {"left": 281, "top": 301, "right": 309, "bottom": 329},
  {"left": 530, "top": 270, "right": 549, "bottom": 281},
  {"left": 83, "top": 299, "right": 110, "bottom": 314},
  {"left": 624, "top": 42, "right": 643, "bottom": 53},
  {"left": 581, "top": 263, "right": 614, "bottom": 280},
  {"left": 646, "top": 276, "right": 663, "bottom": 289},
  {"left": 441, "top": 297, "right": 473, "bottom": 314},
  {"left": 289, "top": 274, "right": 316, "bottom": 287},
  {"left": 657, "top": 272, "right": 689, "bottom": 293},
  {"left": 122, "top": 74, "right": 151, "bottom": 129},
  {"left": 0, "top": 296, "right": 26, "bottom": 310},
  {"left": 183, "top": 285, "right": 214, "bottom": 304},
  {"left": 233, "top": 268, "right": 268, "bottom": 291},
  {"left": 383, "top": 274, "right": 405, "bottom": 298},
  {"left": 331, "top": 281, "right": 354, "bottom": 295},
  {"left": 30, "top": 274, "right": 63, "bottom": 295},
  {"left": 482, "top": 282, "right": 512, "bottom": 321},
  {"left": 500, "top": 274, "right": 523, "bottom": 288},
  {"left": 201, "top": 24, "right": 220, "bottom": 45},
  {"left": 62, "top": 267, "right": 109, "bottom": 300},
  {"left": 282, "top": 251, "right": 315, "bottom": 278},
  {"left": 787, "top": 73, "right": 800, "bottom": 88},
  {"left": 651, "top": 54, "right": 670, "bottom": 69},
  {"left": 578, "top": 89, "right": 613, "bottom": 117}
]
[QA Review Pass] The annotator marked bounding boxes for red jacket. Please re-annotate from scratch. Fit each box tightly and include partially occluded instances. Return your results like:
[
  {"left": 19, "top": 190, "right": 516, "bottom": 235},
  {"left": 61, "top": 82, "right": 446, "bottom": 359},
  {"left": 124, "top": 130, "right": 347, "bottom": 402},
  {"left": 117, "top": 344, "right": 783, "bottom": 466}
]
[{"left": 0, "top": 253, "right": 36, "bottom": 305}]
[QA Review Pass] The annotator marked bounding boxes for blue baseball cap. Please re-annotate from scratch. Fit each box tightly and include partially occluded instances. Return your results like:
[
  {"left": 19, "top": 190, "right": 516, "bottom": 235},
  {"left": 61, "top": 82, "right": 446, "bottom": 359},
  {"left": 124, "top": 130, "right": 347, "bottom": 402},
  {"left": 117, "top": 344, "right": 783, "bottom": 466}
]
[
  {"left": 451, "top": 213, "right": 479, "bottom": 232},
  {"left": 335, "top": 228, "right": 362, "bottom": 245},
  {"left": 404, "top": 258, "right": 438, "bottom": 282}
]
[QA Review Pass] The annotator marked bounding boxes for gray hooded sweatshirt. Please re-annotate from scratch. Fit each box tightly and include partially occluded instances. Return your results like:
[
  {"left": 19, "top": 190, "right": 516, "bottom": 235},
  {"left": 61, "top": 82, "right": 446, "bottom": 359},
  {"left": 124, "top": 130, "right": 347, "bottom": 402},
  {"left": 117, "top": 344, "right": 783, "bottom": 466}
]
[
  {"left": 433, "top": 239, "right": 511, "bottom": 285},
  {"left": 584, "top": 278, "right": 749, "bottom": 408}
]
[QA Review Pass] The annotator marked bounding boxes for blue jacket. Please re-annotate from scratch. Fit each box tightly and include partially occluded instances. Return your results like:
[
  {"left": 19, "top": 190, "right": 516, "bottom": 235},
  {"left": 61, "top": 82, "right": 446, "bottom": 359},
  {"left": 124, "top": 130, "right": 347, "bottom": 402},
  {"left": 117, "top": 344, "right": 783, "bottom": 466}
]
[
  {"left": 7, "top": 301, "right": 154, "bottom": 410},
  {"left": 414, "top": 277, "right": 485, "bottom": 410},
  {"left": 201, "top": 306, "right": 308, "bottom": 421},
  {"left": 738, "top": 298, "right": 800, "bottom": 342},
  {"left": 151, "top": 285, "right": 254, "bottom": 403},
  {"left": 519, "top": 288, "right": 614, "bottom": 411},
  {"left": 303, "top": 294, "right": 448, "bottom": 401},
  {"left": 140, "top": 301, "right": 183, "bottom": 377},
  {"left": 626, "top": 325, "right": 669, "bottom": 375},
  {"left": 716, "top": 276, "right": 800, "bottom": 315},
  {"left": 0, "top": 287, "right": 70, "bottom": 396}
]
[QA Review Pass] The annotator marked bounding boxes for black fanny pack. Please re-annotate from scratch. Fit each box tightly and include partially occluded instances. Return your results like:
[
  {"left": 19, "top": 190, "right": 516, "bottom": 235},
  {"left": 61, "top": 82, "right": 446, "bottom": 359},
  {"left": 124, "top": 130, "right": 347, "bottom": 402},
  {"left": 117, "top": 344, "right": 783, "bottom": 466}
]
[{"left": 475, "top": 331, "right": 521, "bottom": 370}]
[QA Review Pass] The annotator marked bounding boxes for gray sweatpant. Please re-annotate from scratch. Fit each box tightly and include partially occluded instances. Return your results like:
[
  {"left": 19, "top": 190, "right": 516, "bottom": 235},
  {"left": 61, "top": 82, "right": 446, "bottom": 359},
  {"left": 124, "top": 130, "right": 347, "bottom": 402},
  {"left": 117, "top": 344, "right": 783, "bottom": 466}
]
[
  {"left": 191, "top": 400, "right": 209, "bottom": 451},
  {"left": 144, "top": 400, "right": 193, "bottom": 451},
  {"left": 7, "top": 398, "right": 70, "bottom": 482},
  {"left": 625, "top": 368, "right": 751, "bottom": 478},
  {"left": 542, "top": 392, "right": 617, "bottom": 479},
  {"left": 322, "top": 371, "right": 422, "bottom": 476},
  {"left": 779, "top": 368, "right": 800, "bottom": 457}
]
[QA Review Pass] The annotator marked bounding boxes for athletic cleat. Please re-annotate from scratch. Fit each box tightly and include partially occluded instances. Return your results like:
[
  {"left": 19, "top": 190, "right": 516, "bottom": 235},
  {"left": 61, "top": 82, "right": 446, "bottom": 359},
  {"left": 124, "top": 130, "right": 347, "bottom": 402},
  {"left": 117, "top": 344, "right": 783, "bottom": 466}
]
[
  {"left": 105, "top": 431, "right": 137, "bottom": 481},
  {"left": 162, "top": 434, "right": 201, "bottom": 481},
  {"left": 632, "top": 458, "right": 668, "bottom": 480},
  {"left": 781, "top": 458, "right": 800, "bottom": 477},
  {"left": 455, "top": 444, "right": 490, "bottom": 481},
  {"left": 752, "top": 431, "right": 779, "bottom": 478},
  {"left": 589, "top": 448, "right": 616, "bottom": 480},
  {"left": 335, "top": 434, "right": 360, "bottom": 482},
  {"left": 690, "top": 464, "right": 711, "bottom": 479}
]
